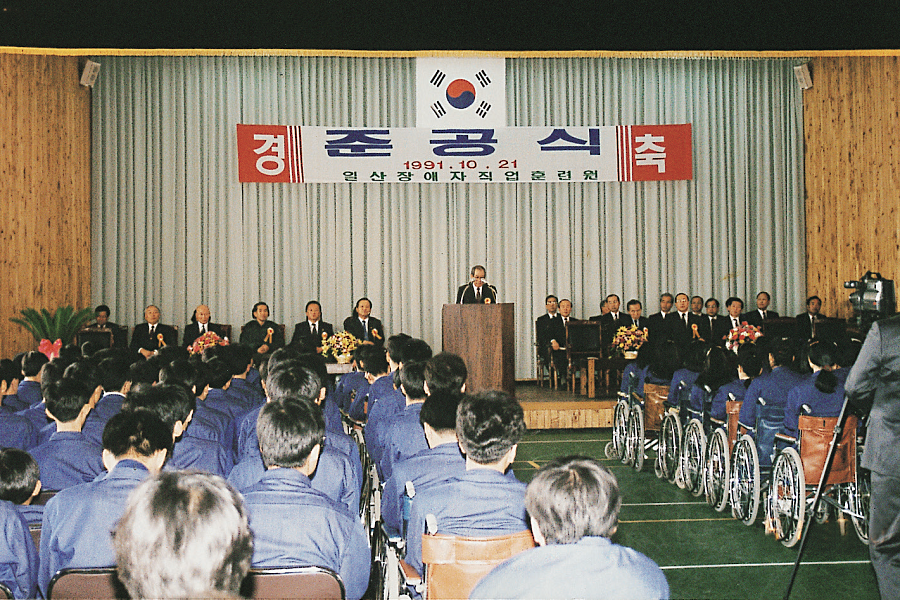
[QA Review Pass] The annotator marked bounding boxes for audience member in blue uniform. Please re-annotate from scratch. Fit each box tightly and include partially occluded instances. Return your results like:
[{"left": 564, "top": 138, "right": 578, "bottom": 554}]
[
  {"left": 159, "top": 359, "right": 235, "bottom": 453},
  {"left": 380, "top": 361, "right": 430, "bottom": 481},
  {"left": 243, "top": 397, "right": 371, "bottom": 600},
  {"left": 125, "top": 384, "right": 231, "bottom": 477},
  {"left": 82, "top": 357, "right": 130, "bottom": 445},
  {"left": 0, "top": 450, "right": 43, "bottom": 527},
  {"left": 0, "top": 449, "right": 41, "bottom": 599},
  {"left": 361, "top": 345, "right": 400, "bottom": 471},
  {"left": 381, "top": 390, "right": 466, "bottom": 535},
  {"left": 29, "top": 377, "right": 104, "bottom": 490},
  {"left": 17, "top": 351, "right": 49, "bottom": 408},
  {"left": 38, "top": 410, "right": 171, "bottom": 596},
  {"left": 710, "top": 343, "right": 764, "bottom": 421},
  {"left": 114, "top": 471, "right": 253, "bottom": 599},
  {"left": 668, "top": 341, "right": 706, "bottom": 408},
  {"left": 0, "top": 413, "right": 37, "bottom": 451},
  {"left": 690, "top": 345, "right": 737, "bottom": 415},
  {"left": 224, "top": 344, "right": 267, "bottom": 412},
  {"left": 738, "top": 336, "right": 808, "bottom": 433},
  {"left": 470, "top": 456, "right": 669, "bottom": 600},
  {"left": 0, "top": 360, "right": 26, "bottom": 413},
  {"left": 406, "top": 391, "right": 529, "bottom": 577},
  {"left": 334, "top": 350, "right": 369, "bottom": 413},
  {"left": 347, "top": 345, "right": 381, "bottom": 420},
  {"left": 782, "top": 340, "right": 848, "bottom": 439}
]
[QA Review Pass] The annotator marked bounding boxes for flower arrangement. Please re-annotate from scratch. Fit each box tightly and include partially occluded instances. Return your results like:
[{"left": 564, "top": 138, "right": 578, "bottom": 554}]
[
  {"left": 189, "top": 331, "right": 229, "bottom": 355},
  {"left": 612, "top": 325, "right": 648, "bottom": 354},
  {"left": 322, "top": 331, "right": 360, "bottom": 363},
  {"left": 725, "top": 322, "right": 763, "bottom": 353}
]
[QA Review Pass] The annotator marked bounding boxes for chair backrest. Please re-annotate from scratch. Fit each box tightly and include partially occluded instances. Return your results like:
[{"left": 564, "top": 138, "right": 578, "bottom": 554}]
[
  {"left": 421, "top": 530, "right": 535, "bottom": 600},
  {"left": 799, "top": 414, "right": 858, "bottom": 486},
  {"left": 566, "top": 320, "right": 602, "bottom": 358},
  {"left": 221, "top": 323, "right": 233, "bottom": 341},
  {"left": 725, "top": 398, "right": 743, "bottom": 452},
  {"left": 29, "top": 523, "right": 41, "bottom": 552},
  {"left": 240, "top": 566, "right": 345, "bottom": 600},
  {"left": 642, "top": 383, "right": 669, "bottom": 432},
  {"left": 33, "top": 490, "right": 57, "bottom": 505},
  {"left": 76, "top": 328, "right": 113, "bottom": 350},
  {"left": 46, "top": 568, "right": 127, "bottom": 599}
]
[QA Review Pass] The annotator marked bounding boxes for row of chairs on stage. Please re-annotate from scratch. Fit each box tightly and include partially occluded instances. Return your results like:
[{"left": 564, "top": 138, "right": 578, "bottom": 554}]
[
  {"left": 606, "top": 372, "right": 870, "bottom": 548},
  {"left": 77, "top": 323, "right": 246, "bottom": 350}
]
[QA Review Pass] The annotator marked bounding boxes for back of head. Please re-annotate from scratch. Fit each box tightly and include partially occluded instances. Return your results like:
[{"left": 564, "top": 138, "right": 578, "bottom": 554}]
[
  {"left": 129, "top": 359, "right": 161, "bottom": 386},
  {"left": 386, "top": 334, "right": 412, "bottom": 364},
  {"left": 63, "top": 359, "right": 101, "bottom": 392},
  {"left": 682, "top": 342, "right": 708, "bottom": 373},
  {"left": 124, "top": 384, "right": 196, "bottom": 432},
  {"left": 399, "top": 361, "right": 427, "bottom": 401},
  {"left": 525, "top": 455, "right": 621, "bottom": 544},
  {"left": 257, "top": 399, "right": 325, "bottom": 468},
  {"left": 424, "top": 352, "right": 467, "bottom": 396},
  {"left": 696, "top": 345, "right": 735, "bottom": 392},
  {"left": 0, "top": 449, "right": 40, "bottom": 504},
  {"left": 419, "top": 390, "right": 462, "bottom": 433},
  {"left": 205, "top": 357, "right": 234, "bottom": 390},
  {"left": 44, "top": 377, "right": 92, "bottom": 422},
  {"left": 767, "top": 336, "right": 796, "bottom": 368},
  {"left": 22, "top": 350, "right": 49, "bottom": 378},
  {"left": 401, "top": 338, "right": 433, "bottom": 364},
  {"left": 736, "top": 343, "right": 764, "bottom": 378},
  {"left": 808, "top": 340, "right": 840, "bottom": 394},
  {"left": 649, "top": 341, "right": 679, "bottom": 381},
  {"left": 102, "top": 410, "right": 173, "bottom": 459},
  {"left": 362, "top": 347, "right": 389, "bottom": 377},
  {"left": 98, "top": 357, "right": 131, "bottom": 393},
  {"left": 114, "top": 471, "right": 253, "bottom": 599},
  {"left": 158, "top": 359, "right": 201, "bottom": 393},
  {"left": 156, "top": 345, "right": 190, "bottom": 365},
  {"left": 265, "top": 362, "right": 322, "bottom": 404},
  {"left": 456, "top": 391, "right": 525, "bottom": 464},
  {"left": 222, "top": 344, "right": 254, "bottom": 376}
]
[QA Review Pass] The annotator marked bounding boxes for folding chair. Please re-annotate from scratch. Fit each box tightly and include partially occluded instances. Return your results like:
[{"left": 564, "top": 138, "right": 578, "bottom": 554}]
[
  {"left": 241, "top": 566, "right": 345, "bottom": 600},
  {"left": 46, "top": 568, "right": 126, "bottom": 599}
]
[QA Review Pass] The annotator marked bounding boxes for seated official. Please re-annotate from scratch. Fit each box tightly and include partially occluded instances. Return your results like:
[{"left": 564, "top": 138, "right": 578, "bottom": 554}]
[
  {"left": 182, "top": 304, "right": 226, "bottom": 349},
  {"left": 290, "top": 300, "right": 334, "bottom": 354},
  {"left": 536, "top": 295, "right": 567, "bottom": 383},
  {"left": 795, "top": 295, "right": 828, "bottom": 342},
  {"left": 130, "top": 305, "right": 178, "bottom": 358},
  {"left": 114, "top": 471, "right": 253, "bottom": 599},
  {"left": 240, "top": 301, "right": 285, "bottom": 357},
  {"left": 592, "top": 294, "right": 624, "bottom": 351},
  {"left": 0, "top": 449, "right": 41, "bottom": 599},
  {"left": 342, "top": 297, "right": 385, "bottom": 347},
  {"left": 38, "top": 410, "right": 171, "bottom": 597},
  {"left": 405, "top": 391, "right": 528, "bottom": 577},
  {"left": 471, "top": 456, "right": 669, "bottom": 600},
  {"left": 243, "top": 398, "right": 371, "bottom": 600},
  {"left": 86, "top": 304, "right": 127, "bottom": 347},
  {"left": 456, "top": 265, "right": 497, "bottom": 304},
  {"left": 714, "top": 297, "right": 745, "bottom": 343},
  {"left": 742, "top": 291, "right": 779, "bottom": 328}
]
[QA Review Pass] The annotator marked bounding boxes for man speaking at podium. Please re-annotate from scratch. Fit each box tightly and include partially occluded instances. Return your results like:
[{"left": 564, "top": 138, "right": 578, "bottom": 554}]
[{"left": 456, "top": 265, "right": 497, "bottom": 304}]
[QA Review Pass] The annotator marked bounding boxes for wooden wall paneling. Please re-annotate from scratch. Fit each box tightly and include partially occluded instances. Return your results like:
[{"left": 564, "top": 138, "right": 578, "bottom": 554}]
[{"left": 0, "top": 53, "right": 92, "bottom": 358}]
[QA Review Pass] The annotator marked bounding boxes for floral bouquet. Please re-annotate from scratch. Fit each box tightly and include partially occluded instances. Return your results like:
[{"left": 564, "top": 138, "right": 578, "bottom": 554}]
[
  {"left": 725, "top": 322, "right": 762, "bottom": 354},
  {"left": 189, "top": 331, "right": 229, "bottom": 355},
  {"left": 612, "top": 325, "right": 648, "bottom": 356},
  {"left": 322, "top": 331, "right": 360, "bottom": 363}
]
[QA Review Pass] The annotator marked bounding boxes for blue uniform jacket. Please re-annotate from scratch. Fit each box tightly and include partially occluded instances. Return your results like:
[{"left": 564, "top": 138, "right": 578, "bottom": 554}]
[
  {"left": 0, "top": 500, "right": 38, "bottom": 599},
  {"left": 0, "top": 414, "right": 37, "bottom": 451},
  {"left": 243, "top": 468, "right": 371, "bottom": 600},
  {"left": 38, "top": 459, "right": 150, "bottom": 596},
  {"left": 710, "top": 378, "right": 747, "bottom": 422},
  {"left": 406, "top": 468, "right": 528, "bottom": 576},
  {"left": 29, "top": 431, "right": 104, "bottom": 491},
  {"left": 782, "top": 369, "right": 849, "bottom": 438},
  {"left": 82, "top": 393, "right": 125, "bottom": 446},
  {"left": 738, "top": 366, "right": 808, "bottom": 430},
  {"left": 167, "top": 433, "right": 231, "bottom": 477},
  {"left": 470, "top": 536, "right": 669, "bottom": 600},
  {"left": 334, "top": 370, "right": 368, "bottom": 413},
  {"left": 379, "top": 402, "right": 428, "bottom": 481},
  {"left": 16, "top": 381, "right": 42, "bottom": 408},
  {"left": 363, "top": 376, "right": 405, "bottom": 475}
]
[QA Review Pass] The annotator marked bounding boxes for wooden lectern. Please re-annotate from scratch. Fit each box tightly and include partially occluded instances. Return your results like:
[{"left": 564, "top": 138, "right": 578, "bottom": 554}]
[{"left": 442, "top": 303, "right": 515, "bottom": 396}]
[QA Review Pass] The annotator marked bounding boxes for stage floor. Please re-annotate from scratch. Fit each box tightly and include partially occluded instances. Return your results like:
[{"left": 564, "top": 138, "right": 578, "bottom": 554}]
[{"left": 515, "top": 380, "right": 617, "bottom": 429}]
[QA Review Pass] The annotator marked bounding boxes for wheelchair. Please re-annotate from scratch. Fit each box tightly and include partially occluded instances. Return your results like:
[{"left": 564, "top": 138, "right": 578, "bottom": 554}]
[
  {"left": 703, "top": 394, "right": 743, "bottom": 512},
  {"left": 675, "top": 386, "right": 716, "bottom": 496},
  {"left": 656, "top": 379, "right": 693, "bottom": 483},
  {"left": 605, "top": 371, "right": 667, "bottom": 473},
  {"left": 765, "top": 412, "right": 869, "bottom": 547},
  {"left": 606, "top": 369, "right": 637, "bottom": 464},
  {"left": 728, "top": 397, "right": 785, "bottom": 525}
]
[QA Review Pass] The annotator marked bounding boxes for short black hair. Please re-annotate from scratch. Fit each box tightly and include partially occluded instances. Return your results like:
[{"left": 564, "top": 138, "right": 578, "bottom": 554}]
[
  {"left": 725, "top": 296, "right": 743, "bottom": 309},
  {"left": 257, "top": 399, "right": 325, "bottom": 468},
  {"left": 660, "top": 293, "right": 674, "bottom": 302},
  {"left": 114, "top": 472, "right": 253, "bottom": 598},
  {"left": 265, "top": 362, "right": 322, "bottom": 404},
  {"left": 419, "top": 390, "right": 462, "bottom": 433},
  {"left": 102, "top": 410, "right": 173, "bottom": 458},
  {"left": 0, "top": 359, "right": 20, "bottom": 387},
  {"left": 305, "top": 300, "right": 321, "bottom": 312},
  {"left": 158, "top": 359, "right": 201, "bottom": 391},
  {"left": 525, "top": 456, "right": 621, "bottom": 544},
  {"left": 252, "top": 302, "right": 269, "bottom": 318},
  {"left": 205, "top": 357, "right": 234, "bottom": 390},
  {"left": 363, "top": 348, "right": 389, "bottom": 378},
  {"left": 95, "top": 304, "right": 111, "bottom": 317},
  {"left": 737, "top": 343, "right": 764, "bottom": 378},
  {"left": 98, "top": 357, "right": 131, "bottom": 392},
  {"left": 401, "top": 338, "right": 433, "bottom": 364},
  {"left": 124, "top": 384, "right": 196, "bottom": 432},
  {"left": 806, "top": 295, "right": 822, "bottom": 306},
  {"left": 222, "top": 344, "right": 254, "bottom": 377},
  {"left": 129, "top": 359, "right": 160, "bottom": 386},
  {"left": 706, "top": 297, "right": 720, "bottom": 309},
  {"left": 44, "top": 377, "right": 93, "bottom": 422},
  {"left": 63, "top": 360, "right": 101, "bottom": 392},
  {"left": 545, "top": 294, "right": 558, "bottom": 303},
  {"left": 456, "top": 391, "right": 525, "bottom": 464},
  {"left": 0, "top": 449, "right": 40, "bottom": 504},
  {"left": 424, "top": 352, "right": 467, "bottom": 396},
  {"left": 757, "top": 291, "right": 771, "bottom": 301},
  {"left": 22, "top": 351, "right": 49, "bottom": 377},
  {"left": 399, "top": 361, "right": 427, "bottom": 401},
  {"left": 626, "top": 299, "right": 641, "bottom": 310},
  {"left": 386, "top": 334, "right": 412, "bottom": 364}
]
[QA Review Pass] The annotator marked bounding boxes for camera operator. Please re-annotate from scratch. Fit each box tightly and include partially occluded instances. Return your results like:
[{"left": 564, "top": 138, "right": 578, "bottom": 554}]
[{"left": 846, "top": 313, "right": 900, "bottom": 600}]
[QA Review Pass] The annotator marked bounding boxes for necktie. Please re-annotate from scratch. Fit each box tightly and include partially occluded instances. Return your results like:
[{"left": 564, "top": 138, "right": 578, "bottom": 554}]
[
  {"left": 633, "top": 320, "right": 638, "bottom": 327},
  {"left": 363, "top": 320, "right": 369, "bottom": 341},
  {"left": 201, "top": 324, "right": 206, "bottom": 334},
  {"left": 682, "top": 313, "right": 688, "bottom": 327},
  {"left": 150, "top": 325, "right": 155, "bottom": 334},
  {"left": 732, "top": 318, "right": 738, "bottom": 328},
  {"left": 762, "top": 310, "right": 767, "bottom": 320},
  {"left": 563, "top": 318, "right": 568, "bottom": 326},
  {"left": 476, "top": 287, "right": 481, "bottom": 301},
  {"left": 312, "top": 323, "right": 317, "bottom": 337}
]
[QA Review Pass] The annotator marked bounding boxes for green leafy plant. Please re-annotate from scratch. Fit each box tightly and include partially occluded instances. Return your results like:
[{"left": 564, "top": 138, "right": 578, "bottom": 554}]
[{"left": 10, "top": 306, "right": 95, "bottom": 344}]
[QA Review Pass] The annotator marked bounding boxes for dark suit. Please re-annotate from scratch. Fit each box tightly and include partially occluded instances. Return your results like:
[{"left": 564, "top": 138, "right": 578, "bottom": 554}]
[
  {"left": 535, "top": 313, "right": 567, "bottom": 369},
  {"left": 86, "top": 321, "right": 128, "bottom": 347},
  {"left": 715, "top": 315, "right": 743, "bottom": 343},
  {"left": 669, "top": 311, "right": 705, "bottom": 349},
  {"left": 456, "top": 282, "right": 497, "bottom": 304},
  {"left": 595, "top": 312, "right": 626, "bottom": 350},
  {"left": 129, "top": 322, "right": 177, "bottom": 353},
  {"left": 845, "top": 315, "right": 900, "bottom": 598},
  {"left": 703, "top": 315, "right": 725, "bottom": 343},
  {"left": 646, "top": 312, "right": 677, "bottom": 347},
  {"left": 794, "top": 312, "right": 826, "bottom": 341},
  {"left": 290, "top": 320, "right": 335, "bottom": 353},
  {"left": 181, "top": 322, "right": 226, "bottom": 348},
  {"left": 343, "top": 316, "right": 385, "bottom": 347},
  {"left": 742, "top": 309, "right": 779, "bottom": 328}
]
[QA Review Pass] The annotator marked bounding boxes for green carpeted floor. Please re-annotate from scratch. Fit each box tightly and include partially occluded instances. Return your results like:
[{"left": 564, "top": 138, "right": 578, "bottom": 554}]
[{"left": 512, "top": 428, "right": 878, "bottom": 600}]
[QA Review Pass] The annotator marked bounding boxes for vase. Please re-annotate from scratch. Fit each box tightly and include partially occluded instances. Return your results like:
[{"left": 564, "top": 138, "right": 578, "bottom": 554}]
[
  {"left": 624, "top": 351, "right": 638, "bottom": 360},
  {"left": 336, "top": 354, "right": 351, "bottom": 364}
]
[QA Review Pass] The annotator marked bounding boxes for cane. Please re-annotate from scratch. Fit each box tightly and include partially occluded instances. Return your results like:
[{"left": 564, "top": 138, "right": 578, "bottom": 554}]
[{"left": 783, "top": 394, "right": 856, "bottom": 599}]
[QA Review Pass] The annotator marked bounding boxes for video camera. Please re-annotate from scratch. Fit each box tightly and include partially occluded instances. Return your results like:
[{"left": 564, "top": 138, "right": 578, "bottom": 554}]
[{"left": 844, "top": 271, "right": 895, "bottom": 330}]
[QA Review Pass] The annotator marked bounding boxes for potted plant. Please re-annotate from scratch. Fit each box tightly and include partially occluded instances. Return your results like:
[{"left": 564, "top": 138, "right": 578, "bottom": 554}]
[{"left": 10, "top": 306, "right": 95, "bottom": 357}]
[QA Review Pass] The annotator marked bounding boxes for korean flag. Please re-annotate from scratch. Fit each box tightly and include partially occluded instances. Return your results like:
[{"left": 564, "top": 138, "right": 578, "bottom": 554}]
[{"left": 416, "top": 57, "right": 507, "bottom": 128}]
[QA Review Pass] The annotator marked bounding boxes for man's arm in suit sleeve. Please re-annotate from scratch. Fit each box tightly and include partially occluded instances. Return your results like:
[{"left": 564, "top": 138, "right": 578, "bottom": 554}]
[
  {"left": 845, "top": 320, "right": 883, "bottom": 414},
  {"left": 456, "top": 285, "right": 466, "bottom": 304}
]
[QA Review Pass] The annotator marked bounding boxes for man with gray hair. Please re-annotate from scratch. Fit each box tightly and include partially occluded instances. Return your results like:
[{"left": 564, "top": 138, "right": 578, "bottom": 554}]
[{"left": 471, "top": 455, "right": 668, "bottom": 599}]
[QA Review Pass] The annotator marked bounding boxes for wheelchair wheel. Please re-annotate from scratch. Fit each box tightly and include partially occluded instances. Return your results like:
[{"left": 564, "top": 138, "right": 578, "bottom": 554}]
[
  {"left": 705, "top": 428, "right": 730, "bottom": 512},
  {"left": 771, "top": 447, "right": 805, "bottom": 547},
  {"left": 681, "top": 419, "right": 706, "bottom": 497},
  {"left": 628, "top": 405, "right": 645, "bottom": 472},
  {"left": 851, "top": 445, "right": 871, "bottom": 544},
  {"left": 730, "top": 435, "right": 761, "bottom": 525},
  {"left": 612, "top": 398, "right": 629, "bottom": 462},
  {"left": 659, "top": 412, "right": 682, "bottom": 483}
]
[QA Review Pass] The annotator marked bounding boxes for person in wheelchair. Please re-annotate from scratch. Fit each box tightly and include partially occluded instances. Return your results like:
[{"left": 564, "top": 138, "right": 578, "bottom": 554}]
[
  {"left": 688, "top": 346, "right": 736, "bottom": 419},
  {"left": 668, "top": 341, "right": 708, "bottom": 411},
  {"left": 737, "top": 336, "right": 807, "bottom": 440},
  {"left": 619, "top": 345, "right": 651, "bottom": 396},
  {"left": 780, "top": 340, "right": 847, "bottom": 440},
  {"left": 710, "top": 343, "right": 764, "bottom": 421}
]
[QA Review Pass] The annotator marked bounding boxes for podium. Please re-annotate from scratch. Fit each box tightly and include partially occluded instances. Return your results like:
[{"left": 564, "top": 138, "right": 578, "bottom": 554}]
[{"left": 442, "top": 303, "right": 515, "bottom": 396}]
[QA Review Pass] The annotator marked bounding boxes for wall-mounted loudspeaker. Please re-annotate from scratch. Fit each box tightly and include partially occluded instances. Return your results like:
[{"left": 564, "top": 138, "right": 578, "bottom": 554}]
[
  {"left": 80, "top": 60, "right": 101, "bottom": 87},
  {"left": 793, "top": 63, "right": 812, "bottom": 90}
]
